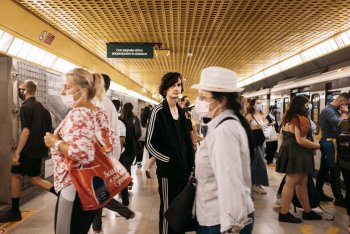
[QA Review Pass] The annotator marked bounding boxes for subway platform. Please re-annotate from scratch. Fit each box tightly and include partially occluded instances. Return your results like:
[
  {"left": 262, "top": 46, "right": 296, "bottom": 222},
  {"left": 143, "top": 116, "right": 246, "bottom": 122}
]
[{"left": 2, "top": 163, "right": 348, "bottom": 234}]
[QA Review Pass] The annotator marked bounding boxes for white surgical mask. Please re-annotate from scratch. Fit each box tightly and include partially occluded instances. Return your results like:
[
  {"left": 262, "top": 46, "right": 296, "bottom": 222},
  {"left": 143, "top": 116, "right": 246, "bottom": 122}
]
[
  {"left": 194, "top": 99, "right": 218, "bottom": 118},
  {"left": 256, "top": 103, "right": 263, "bottom": 111},
  {"left": 61, "top": 91, "right": 80, "bottom": 108}
]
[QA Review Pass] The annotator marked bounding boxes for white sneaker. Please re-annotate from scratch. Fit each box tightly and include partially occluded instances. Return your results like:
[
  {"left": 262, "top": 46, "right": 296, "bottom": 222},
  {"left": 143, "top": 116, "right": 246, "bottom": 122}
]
[
  {"left": 127, "top": 211, "right": 142, "bottom": 234},
  {"left": 273, "top": 194, "right": 281, "bottom": 206},
  {"left": 311, "top": 207, "right": 323, "bottom": 214},
  {"left": 253, "top": 185, "right": 267, "bottom": 194},
  {"left": 101, "top": 208, "right": 107, "bottom": 217}
]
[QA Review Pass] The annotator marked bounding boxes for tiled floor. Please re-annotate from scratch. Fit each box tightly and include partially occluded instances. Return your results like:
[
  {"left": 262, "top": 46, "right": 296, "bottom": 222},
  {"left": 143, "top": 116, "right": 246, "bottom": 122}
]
[{"left": 5, "top": 163, "right": 349, "bottom": 234}]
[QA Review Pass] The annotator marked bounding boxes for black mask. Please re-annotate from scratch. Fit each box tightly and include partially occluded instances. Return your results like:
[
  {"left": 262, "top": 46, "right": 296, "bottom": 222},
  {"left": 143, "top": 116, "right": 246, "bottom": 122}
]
[
  {"left": 18, "top": 89, "right": 25, "bottom": 100},
  {"left": 185, "top": 101, "right": 190, "bottom": 107}
]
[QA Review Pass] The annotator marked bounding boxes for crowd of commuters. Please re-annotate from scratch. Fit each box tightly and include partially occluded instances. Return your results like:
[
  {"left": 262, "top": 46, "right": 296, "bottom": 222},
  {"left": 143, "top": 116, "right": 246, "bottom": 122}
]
[{"left": 1, "top": 65, "right": 349, "bottom": 234}]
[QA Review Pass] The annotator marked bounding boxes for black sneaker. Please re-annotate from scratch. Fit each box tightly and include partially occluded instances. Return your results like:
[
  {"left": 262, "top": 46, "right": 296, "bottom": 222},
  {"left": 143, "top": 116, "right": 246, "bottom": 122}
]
[
  {"left": 92, "top": 223, "right": 102, "bottom": 233},
  {"left": 302, "top": 210, "right": 322, "bottom": 220},
  {"left": 334, "top": 199, "right": 346, "bottom": 207},
  {"left": 278, "top": 212, "right": 302, "bottom": 223},
  {"left": 0, "top": 210, "right": 22, "bottom": 223},
  {"left": 320, "top": 194, "right": 333, "bottom": 202}
]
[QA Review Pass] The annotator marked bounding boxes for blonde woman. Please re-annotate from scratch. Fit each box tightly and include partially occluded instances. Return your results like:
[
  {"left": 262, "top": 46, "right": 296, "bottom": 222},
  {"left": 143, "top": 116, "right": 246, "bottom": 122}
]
[{"left": 44, "top": 68, "right": 118, "bottom": 234}]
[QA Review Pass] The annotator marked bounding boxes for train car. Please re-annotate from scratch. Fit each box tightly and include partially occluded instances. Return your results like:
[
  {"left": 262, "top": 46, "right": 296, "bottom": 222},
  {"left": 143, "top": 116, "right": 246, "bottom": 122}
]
[{"left": 243, "top": 65, "right": 350, "bottom": 175}]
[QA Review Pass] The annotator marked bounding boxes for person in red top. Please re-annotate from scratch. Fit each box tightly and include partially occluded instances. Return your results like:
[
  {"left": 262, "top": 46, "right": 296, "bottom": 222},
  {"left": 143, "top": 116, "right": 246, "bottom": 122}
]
[{"left": 276, "top": 95, "right": 321, "bottom": 223}]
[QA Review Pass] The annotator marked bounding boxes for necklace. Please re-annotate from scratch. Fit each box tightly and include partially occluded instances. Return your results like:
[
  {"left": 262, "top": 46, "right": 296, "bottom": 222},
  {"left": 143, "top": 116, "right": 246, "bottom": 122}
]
[{"left": 170, "top": 108, "right": 178, "bottom": 114}]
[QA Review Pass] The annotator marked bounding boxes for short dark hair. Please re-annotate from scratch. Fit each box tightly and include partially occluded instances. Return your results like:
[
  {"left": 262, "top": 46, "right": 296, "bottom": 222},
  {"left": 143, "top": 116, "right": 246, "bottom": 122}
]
[
  {"left": 180, "top": 96, "right": 188, "bottom": 102},
  {"left": 158, "top": 72, "right": 183, "bottom": 98},
  {"left": 338, "top": 92, "right": 350, "bottom": 100},
  {"left": 102, "top": 74, "right": 111, "bottom": 91},
  {"left": 112, "top": 99, "right": 121, "bottom": 111},
  {"left": 269, "top": 105, "right": 277, "bottom": 112},
  {"left": 23, "top": 80, "right": 37, "bottom": 95}
]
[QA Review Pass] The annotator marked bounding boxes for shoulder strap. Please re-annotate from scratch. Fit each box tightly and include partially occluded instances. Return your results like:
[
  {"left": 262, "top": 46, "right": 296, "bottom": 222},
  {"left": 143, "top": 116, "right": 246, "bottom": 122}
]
[
  {"left": 216, "top": 117, "right": 236, "bottom": 128},
  {"left": 251, "top": 115, "right": 261, "bottom": 125}
]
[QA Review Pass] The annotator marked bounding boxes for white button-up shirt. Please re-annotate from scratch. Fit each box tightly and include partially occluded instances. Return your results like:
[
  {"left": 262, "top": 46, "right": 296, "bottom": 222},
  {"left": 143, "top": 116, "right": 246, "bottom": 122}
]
[
  {"left": 195, "top": 110, "right": 254, "bottom": 232},
  {"left": 93, "top": 97, "right": 121, "bottom": 158}
]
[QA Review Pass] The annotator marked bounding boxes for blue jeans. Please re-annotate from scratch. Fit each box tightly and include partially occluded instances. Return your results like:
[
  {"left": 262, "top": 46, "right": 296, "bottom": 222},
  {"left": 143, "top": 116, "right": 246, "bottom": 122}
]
[{"left": 197, "top": 213, "right": 254, "bottom": 234}]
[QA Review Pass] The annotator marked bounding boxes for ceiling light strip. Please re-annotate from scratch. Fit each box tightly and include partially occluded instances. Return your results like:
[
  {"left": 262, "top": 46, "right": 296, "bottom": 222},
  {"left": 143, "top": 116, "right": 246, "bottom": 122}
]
[
  {"left": 0, "top": 29, "right": 158, "bottom": 105},
  {"left": 240, "top": 28, "right": 350, "bottom": 87}
]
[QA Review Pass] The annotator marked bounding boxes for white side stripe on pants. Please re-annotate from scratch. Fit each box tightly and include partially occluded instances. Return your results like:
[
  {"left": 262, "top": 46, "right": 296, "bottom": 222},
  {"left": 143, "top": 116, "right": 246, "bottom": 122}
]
[{"left": 162, "top": 178, "right": 168, "bottom": 234}]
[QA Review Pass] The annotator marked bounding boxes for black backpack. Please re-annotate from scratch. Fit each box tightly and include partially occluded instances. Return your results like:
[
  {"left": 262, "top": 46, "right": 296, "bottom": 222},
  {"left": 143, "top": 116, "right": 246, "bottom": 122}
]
[
  {"left": 121, "top": 117, "right": 142, "bottom": 157},
  {"left": 337, "top": 132, "right": 350, "bottom": 170}
]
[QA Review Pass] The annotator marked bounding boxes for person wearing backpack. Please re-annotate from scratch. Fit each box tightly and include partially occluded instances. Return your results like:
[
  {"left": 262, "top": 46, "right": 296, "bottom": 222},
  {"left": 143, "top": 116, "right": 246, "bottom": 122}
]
[
  {"left": 119, "top": 102, "right": 141, "bottom": 206},
  {"left": 316, "top": 93, "right": 349, "bottom": 207},
  {"left": 191, "top": 67, "right": 254, "bottom": 234}
]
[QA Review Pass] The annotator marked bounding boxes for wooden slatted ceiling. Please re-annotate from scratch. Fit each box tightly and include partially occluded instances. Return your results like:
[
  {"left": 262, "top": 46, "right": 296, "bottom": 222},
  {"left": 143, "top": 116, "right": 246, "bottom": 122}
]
[{"left": 15, "top": 0, "right": 350, "bottom": 99}]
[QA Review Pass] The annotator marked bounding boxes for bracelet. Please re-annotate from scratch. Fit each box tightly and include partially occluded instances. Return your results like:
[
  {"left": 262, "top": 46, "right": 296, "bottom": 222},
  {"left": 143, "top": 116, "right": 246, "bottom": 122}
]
[{"left": 54, "top": 140, "right": 63, "bottom": 151}]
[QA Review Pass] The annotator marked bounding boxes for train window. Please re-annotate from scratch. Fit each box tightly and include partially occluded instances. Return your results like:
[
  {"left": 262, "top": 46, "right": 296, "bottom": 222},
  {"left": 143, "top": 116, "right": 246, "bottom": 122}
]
[
  {"left": 283, "top": 97, "right": 289, "bottom": 114},
  {"left": 311, "top": 94, "right": 320, "bottom": 135}
]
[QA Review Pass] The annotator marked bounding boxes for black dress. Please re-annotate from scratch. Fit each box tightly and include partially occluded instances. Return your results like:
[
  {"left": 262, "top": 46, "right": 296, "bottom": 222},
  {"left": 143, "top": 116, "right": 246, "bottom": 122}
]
[{"left": 276, "top": 130, "right": 314, "bottom": 174}]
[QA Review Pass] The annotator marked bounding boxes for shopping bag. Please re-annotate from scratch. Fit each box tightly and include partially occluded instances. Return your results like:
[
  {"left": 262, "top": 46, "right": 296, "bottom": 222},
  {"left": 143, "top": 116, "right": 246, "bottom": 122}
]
[{"left": 66, "top": 127, "right": 132, "bottom": 211}]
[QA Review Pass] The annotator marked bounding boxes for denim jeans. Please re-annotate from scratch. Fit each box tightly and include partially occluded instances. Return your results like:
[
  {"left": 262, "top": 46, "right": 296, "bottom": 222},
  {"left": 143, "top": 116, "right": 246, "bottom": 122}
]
[{"left": 197, "top": 212, "right": 254, "bottom": 234}]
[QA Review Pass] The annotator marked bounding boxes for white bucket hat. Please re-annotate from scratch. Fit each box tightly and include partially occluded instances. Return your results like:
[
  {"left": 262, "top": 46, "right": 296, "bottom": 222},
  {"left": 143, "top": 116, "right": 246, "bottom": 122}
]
[{"left": 191, "top": 66, "right": 244, "bottom": 92}]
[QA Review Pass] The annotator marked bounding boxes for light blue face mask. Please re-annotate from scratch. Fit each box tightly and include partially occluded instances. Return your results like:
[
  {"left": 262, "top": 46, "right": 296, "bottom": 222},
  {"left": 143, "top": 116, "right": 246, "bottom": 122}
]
[
  {"left": 308, "top": 103, "right": 312, "bottom": 112},
  {"left": 256, "top": 103, "right": 263, "bottom": 111}
]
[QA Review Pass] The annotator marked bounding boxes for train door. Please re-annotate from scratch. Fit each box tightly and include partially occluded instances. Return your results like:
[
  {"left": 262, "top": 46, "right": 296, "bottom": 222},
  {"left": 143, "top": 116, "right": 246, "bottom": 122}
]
[
  {"left": 282, "top": 96, "right": 290, "bottom": 114},
  {"left": 310, "top": 93, "right": 321, "bottom": 135},
  {"left": 274, "top": 98, "right": 282, "bottom": 126}
]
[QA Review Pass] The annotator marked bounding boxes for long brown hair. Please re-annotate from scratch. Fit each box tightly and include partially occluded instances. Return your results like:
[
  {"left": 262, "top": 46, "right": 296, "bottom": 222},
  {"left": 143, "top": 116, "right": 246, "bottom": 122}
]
[
  {"left": 281, "top": 95, "right": 309, "bottom": 125},
  {"left": 247, "top": 98, "right": 263, "bottom": 115}
]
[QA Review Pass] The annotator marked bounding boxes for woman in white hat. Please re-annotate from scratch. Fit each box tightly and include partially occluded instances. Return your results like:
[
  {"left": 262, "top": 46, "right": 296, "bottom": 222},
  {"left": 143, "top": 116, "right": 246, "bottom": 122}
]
[{"left": 192, "top": 67, "right": 254, "bottom": 234}]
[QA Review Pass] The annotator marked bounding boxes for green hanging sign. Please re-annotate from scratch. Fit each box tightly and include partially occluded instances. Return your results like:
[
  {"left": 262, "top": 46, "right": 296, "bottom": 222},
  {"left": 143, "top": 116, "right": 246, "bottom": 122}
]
[{"left": 107, "top": 43, "right": 154, "bottom": 58}]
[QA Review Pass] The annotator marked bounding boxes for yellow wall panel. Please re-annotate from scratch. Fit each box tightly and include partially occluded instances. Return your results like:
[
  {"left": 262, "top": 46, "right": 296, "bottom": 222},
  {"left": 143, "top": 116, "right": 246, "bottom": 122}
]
[{"left": 0, "top": 0, "right": 146, "bottom": 95}]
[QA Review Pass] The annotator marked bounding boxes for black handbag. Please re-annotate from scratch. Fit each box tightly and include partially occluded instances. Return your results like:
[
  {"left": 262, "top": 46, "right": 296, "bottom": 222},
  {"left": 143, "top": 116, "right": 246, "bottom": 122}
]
[
  {"left": 251, "top": 116, "right": 265, "bottom": 147},
  {"left": 252, "top": 129, "right": 265, "bottom": 147},
  {"left": 164, "top": 170, "right": 199, "bottom": 233}
]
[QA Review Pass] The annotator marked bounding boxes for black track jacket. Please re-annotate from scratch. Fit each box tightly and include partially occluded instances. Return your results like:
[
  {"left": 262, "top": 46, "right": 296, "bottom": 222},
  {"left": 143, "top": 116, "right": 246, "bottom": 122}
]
[{"left": 145, "top": 99, "right": 194, "bottom": 179}]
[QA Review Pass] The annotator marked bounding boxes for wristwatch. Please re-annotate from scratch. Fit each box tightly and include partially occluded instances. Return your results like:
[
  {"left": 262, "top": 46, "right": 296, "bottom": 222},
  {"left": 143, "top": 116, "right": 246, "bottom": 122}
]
[{"left": 54, "top": 140, "right": 63, "bottom": 151}]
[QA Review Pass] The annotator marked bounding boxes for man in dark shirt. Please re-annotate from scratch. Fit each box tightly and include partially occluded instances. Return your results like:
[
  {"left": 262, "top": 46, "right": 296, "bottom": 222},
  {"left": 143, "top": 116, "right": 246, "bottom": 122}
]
[
  {"left": 316, "top": 92, "right": 349, "bottom": 207},
  {"left": 0, "top": 80, "right": 56, "bottom": 223},
  {"left": 146, "top": 73, "right": 194, "bottom": 234}
]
